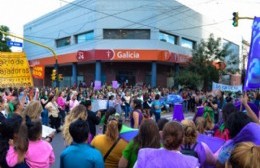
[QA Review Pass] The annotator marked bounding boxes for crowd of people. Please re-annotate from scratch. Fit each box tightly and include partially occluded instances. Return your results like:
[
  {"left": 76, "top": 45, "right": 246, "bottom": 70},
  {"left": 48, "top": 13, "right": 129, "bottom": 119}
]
[{"left": 0, "top": 85, "right": 259, "bottom": 168}]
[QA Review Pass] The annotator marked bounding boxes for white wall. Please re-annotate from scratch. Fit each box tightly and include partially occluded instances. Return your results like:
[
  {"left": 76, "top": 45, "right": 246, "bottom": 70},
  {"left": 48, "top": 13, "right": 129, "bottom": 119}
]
[{"left": 23, "top": 0, "right": 241, "bottom": 62}]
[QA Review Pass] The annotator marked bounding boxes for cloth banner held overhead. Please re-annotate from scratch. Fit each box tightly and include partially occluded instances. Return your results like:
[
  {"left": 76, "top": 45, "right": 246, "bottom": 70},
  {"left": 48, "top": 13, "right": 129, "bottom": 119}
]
[
  {"left": 212, "top": 82, "right": 242, "bottom": 92},
  {"left": 0, "top": 52, "right": 33, "bottom": 87},
  {"left": 244, "top": 17, "right": 260, "bottom": 90}
]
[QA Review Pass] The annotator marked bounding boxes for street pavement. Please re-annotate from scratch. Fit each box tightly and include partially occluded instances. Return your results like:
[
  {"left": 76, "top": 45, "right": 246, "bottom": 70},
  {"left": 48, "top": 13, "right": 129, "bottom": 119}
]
[{"left": 51, "top": 112, "right": 195, "bottom": 168}]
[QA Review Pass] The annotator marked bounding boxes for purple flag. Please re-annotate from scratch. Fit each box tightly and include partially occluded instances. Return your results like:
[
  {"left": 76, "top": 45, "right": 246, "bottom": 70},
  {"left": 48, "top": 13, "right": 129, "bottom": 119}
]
[
  {"left": 244, "top": 17, "right": 260, "bottom": 90},
  {"left": 193, "top": 106, "right": 204, "bottom": 122},
  {"left": 234, "top": 101, "right": 259, "bottom": 117},
  {"left": 94, "top": 81, "right": 101, "bottom": 90},
  {"left": 172, "top": 104, "right": 184, "bottom": 122},
  {"left": 197, "top": 134, "right": 225, "bottom": 153}
]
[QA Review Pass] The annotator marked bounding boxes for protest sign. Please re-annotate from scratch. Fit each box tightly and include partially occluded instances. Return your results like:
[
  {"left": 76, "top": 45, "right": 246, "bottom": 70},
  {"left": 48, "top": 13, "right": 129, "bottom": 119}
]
[
  {"left": 94, "top": 80, "right": 101, "bottom": 90},
  {"left": 212, "top": 82, "right": 242, "bottom": 92},
  {"left": 0, "top": 52, "right": 33, "bottom": 87},
  {"left": 32, "top": 66, "right": 45, "bottom": 79},
  {"left": 112, "top": 80, "right": 119, "bottom": 89}
]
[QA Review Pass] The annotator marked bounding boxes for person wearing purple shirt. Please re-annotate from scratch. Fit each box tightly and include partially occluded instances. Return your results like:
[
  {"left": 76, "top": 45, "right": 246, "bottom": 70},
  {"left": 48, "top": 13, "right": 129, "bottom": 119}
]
[
  {"left": 134, "top": 121, "right": 199, "bottom": 168},
  {"left": 181, "top": 120, "right": 216, "bottom": 168},
  {"left": 216, "top": 112, "right": 260, "bottom": 168}
]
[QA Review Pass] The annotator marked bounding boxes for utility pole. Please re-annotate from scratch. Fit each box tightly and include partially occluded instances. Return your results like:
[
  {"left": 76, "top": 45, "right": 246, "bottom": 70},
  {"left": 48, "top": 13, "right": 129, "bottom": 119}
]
[{"left": 0, "top": 30, "right": 59, "bottom": 87}]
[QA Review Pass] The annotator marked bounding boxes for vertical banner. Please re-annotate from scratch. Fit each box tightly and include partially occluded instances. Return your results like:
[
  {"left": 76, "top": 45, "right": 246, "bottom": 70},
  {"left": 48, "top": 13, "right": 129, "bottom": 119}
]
[
  {"left": 94, "top": 80, "right": 101, "bottom": 90},
  {"left": 244, "top": 17, "right": 260, "bottom": 90},
  {"left": 0, "top": 52, "right": 33, "bottom": 87}
]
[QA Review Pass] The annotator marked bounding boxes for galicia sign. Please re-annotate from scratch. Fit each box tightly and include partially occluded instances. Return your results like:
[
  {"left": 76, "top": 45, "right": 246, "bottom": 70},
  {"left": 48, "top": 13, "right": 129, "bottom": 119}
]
[{"left": 116, "top": 51, "right": 140, "bottom": 59}]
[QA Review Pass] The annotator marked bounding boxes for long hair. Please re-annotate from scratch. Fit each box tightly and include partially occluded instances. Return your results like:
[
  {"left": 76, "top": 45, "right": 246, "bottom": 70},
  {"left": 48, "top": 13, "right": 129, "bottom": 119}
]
[
  {"left": 15, "top": 124, "right": 28, "bottom": 163},
  {"left": 181, "top": 120, "right": 197, "bottom": 146},
  {"left": 105, "top": 119, "right": 119, "bottom": 142},
  {"left": 24, "top": 101, "right": 43, "bottom": 121},
  {"left": 133, "top": 99, "right": 142, "bottom": 111},
  {"left": 205, "top": 113, "right": 214, "bottom": 130},
  {"left": 195, "top": 117, "right": 205, "bottom": 134},
  {"left": 133, "top": 120, "right": 161, "bottom": 154},
  {"left": 63, "top": 105, "right": 87, "bottom": 145},
  {"left": 0, "top": 115, "right": 28, "bottom": 164},
  {"left": 229, "top": 142, "right": 260, "bottom": 168}
]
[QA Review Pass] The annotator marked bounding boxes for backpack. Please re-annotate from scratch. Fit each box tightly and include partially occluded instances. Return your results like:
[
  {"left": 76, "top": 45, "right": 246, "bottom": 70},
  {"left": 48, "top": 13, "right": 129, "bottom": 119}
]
[{"left": 181, "top": 143, "right": 199, "bottom": 158}]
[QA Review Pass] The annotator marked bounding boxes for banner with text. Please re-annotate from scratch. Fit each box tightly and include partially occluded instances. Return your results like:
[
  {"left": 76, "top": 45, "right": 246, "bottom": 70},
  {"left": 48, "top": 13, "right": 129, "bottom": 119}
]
[
  {"left": 32, "top": 66, "right": 45, "bottom": 79},
  {"left": 212, "top": 82, "right": 242, "bottom": 92},
  {"left": 244, "top": 17, "right": 260, "bottom": 90},
  {"left": 0, "top": 52, "right": 33, "bottom": 88}
]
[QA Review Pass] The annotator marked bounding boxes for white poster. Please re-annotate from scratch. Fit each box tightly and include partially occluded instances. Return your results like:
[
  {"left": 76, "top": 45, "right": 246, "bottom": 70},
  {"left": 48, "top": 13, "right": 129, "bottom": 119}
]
[
  {"left": 212, "top": 82, "right": 242, "bottom": 92},
  {"left": 91, "top": 100, "right": 108, "bottom": 112}
]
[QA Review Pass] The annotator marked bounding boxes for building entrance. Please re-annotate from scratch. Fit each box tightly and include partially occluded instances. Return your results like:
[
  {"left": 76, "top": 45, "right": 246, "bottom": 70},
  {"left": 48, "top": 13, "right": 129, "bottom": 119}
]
[{"left": 116, "top": 71, "right": 136, "bottom": 86}]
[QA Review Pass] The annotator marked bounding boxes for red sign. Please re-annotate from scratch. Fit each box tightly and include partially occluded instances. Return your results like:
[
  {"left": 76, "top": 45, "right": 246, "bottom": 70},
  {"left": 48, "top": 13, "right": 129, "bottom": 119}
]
[{"left": 76, "top": 49, "right": 191, "bottom": 63}]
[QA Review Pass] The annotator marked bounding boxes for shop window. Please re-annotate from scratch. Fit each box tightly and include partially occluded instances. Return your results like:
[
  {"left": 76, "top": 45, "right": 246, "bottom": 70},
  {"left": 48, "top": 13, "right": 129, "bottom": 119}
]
[
  {"left": 56, "top": 36, "right": 71, "bottom": 48},
  {"left": 181, "top": 38, "right": 196, "bottom": 49},
  {"left": 159, "top": 31, "right": 177, "bottom": 45},
  {"left": 75, "top": 30, "right": 94, "bottom": 44},
  {"left": 103, "top": 29, "right": 150, "bottom": 39}
]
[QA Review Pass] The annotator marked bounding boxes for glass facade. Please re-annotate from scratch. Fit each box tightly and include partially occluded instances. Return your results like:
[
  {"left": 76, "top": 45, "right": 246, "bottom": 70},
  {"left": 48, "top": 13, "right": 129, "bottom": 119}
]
[
  {"left": 181, "top": 38, "right": 195, "bottom": 49},
  {"left": 75, "top": 30, "right": 94, "bottom": 44},
  {"left": 56, "top": 36, "right": 71, "bottom": 48},
  {"left": 159, "top": 31, "right": 177, "bottom": 45}
]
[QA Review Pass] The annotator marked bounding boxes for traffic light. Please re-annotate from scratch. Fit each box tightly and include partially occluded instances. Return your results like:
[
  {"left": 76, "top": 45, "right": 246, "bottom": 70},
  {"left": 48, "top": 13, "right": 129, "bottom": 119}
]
[
  {"left": 232, "top": 12, "right": 239, "bottom": 27},
  {"left": 51, "top": 69, "right": 57, "bottom": 81},
  {"left": 58, "top": 74, "right": 63, "bottom": 81}
]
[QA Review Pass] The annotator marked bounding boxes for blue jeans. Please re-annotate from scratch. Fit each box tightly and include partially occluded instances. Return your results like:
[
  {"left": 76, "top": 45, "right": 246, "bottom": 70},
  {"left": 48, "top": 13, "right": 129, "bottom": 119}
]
[
  {"left": 183, "top": 100, "right": 188, "bottom": 113},
  {"left": 124, "top": 104, "right": 130, "bottom": 118},
  {"left": 154, "top": 112, "right": 161, "bottom": 123},
  {"left": 41, "top": 108, "right": 49, "bottom": 125}
]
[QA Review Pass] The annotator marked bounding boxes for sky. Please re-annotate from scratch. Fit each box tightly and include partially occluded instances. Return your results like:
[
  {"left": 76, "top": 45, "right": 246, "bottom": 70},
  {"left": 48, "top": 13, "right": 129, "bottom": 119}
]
[{"left": 1, "top": 0, "right": 260, "bottom": 50}]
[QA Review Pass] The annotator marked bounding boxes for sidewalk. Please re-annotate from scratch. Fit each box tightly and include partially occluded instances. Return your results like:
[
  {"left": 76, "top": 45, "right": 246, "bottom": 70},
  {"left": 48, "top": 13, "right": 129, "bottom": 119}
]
[{"left": 161, "top": 111, "right": 195, "bottom": 121}]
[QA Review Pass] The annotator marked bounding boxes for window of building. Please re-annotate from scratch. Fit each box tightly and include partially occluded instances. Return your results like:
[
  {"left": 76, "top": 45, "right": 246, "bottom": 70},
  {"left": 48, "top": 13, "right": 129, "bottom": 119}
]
[
  {"left": 56, "top": 36, "right": 71, "bottom": 48},
  {"left": 181, "top": 38, "right": 196, "bottom": 49},
  {"left": 75, "top": 30, "right": 94, "bottom": 44},
  {"left": 103, "top": 29, "right": 150, "bottom": 39},
  {"left": 159, "top": 31, "right": 177, "bottom": 45}
]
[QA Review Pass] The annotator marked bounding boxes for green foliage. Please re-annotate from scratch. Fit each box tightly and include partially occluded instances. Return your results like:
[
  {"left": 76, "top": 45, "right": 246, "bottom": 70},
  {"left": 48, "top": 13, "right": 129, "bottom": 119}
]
[
  {"left": 0, "top": 25, "right": 11, "bottom": 52},
  {"left": 187, "top": 34, "right": 231, "bottom": 90},
  {"left": 175, "top": 70, "right": 201, "bottom": 89}
]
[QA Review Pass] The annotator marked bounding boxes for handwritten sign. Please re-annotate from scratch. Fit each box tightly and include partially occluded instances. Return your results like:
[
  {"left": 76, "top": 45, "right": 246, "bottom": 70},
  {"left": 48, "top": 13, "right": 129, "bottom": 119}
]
[
  {"left": 32, "top": 66, "right": 44, "bottom": 79},
  {"left": 212, "top": 82, "right": 242, "bottom": 92},
  {"left": 0, "top": 52, "right": 33, "bottom": 87}
]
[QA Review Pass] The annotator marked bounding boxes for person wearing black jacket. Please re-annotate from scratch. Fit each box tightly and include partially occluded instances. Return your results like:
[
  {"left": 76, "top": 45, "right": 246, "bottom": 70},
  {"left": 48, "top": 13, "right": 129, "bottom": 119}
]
[{"left": 81, "top": 100, "right": 101, "bottom": 137}]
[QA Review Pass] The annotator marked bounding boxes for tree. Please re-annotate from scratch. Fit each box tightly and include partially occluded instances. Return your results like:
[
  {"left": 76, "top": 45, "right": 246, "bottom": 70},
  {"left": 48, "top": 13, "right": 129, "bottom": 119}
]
[
  {"left": 174, "top": 70, "right": 202, "bottom": 89},
  {"left": 188, "top": 34, "right": 231, "bottom": 90},
  {"left": 0, "top": 25, "right": 11, "bottom": 52}
]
